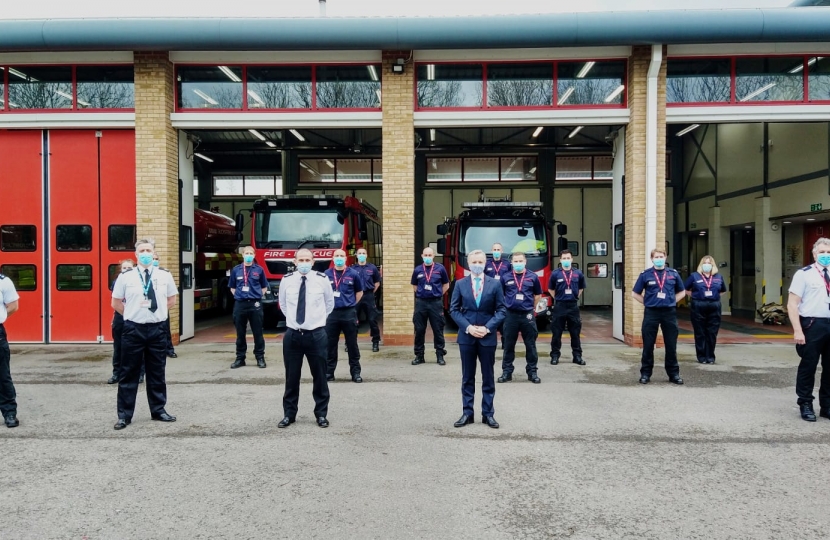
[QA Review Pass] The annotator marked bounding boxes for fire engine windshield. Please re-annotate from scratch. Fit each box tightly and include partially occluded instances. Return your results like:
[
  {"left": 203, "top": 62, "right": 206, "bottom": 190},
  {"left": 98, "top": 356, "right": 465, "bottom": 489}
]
[
  {"left": 460, "top": 222, "right": 548, "bottom": 256},
  {"left": 255, "top": 210, "right": 344, "bottom": 248}
]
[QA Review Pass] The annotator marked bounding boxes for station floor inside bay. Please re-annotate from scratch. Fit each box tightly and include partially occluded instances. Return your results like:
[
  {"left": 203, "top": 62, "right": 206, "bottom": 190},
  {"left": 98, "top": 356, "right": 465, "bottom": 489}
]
[{"left": 191, "top": 307, "right": 794, "bottom": 346}]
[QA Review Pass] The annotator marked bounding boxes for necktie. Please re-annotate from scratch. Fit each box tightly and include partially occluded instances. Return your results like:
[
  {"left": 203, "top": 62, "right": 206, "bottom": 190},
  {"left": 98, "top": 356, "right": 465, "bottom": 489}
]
[
  {"left": 144, "top": 269, "right": 158, "bottom": 313},
  {"left": 474, "top": 277, "right": 482, "bottom": 307},
  {"left": 824, "top": 269, "right": 830, "bottom": 310},
  {"left": 297, "top": 276, "right": 307, "bottom": 325}
]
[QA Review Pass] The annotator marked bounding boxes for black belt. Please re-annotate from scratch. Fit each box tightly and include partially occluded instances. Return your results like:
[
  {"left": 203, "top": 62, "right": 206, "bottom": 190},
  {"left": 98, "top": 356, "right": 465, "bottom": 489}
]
[
  {"left": 288, "top": 326, "right": 325, "bottom": 334},
  {"left": 416, "top": 297, "right": 442, "bottom": 301},
  {"left": 334, "top": 306, "right": 356, "bottom": 311},
  {"left": 556, "top": 299, "right": 578, "bottom": 304},
  {"left": 508, "top": 309, "right": 534, "bottom": 314},
  {"left": 645, "top": 306, "right": 676, "bottom": 310},
  {"left": 236, "top": 298, "right": 261, "bottom": 302},
  {"left": 124, "top": 320, "right": 165, "bottom": 327}
]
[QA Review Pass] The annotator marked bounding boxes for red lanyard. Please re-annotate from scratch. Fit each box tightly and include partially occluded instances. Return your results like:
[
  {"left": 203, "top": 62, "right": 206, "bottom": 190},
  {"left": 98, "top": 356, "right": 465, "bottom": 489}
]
[
  {"left": 815, "top": 265, "right": 830, "bottom": 296},
  {"left": 423, "top": 264, "right": 434, "bottom": 284},
  {"left": 563, "top": 270, "right": 573, "bottom": 289},
  {"left": 493, "top": 261, "right": 504, "bottom": 274},
  {"left": 512, "top": 270, "right": 526, "bottom": 292},
  {"left": 242, "top": 264, "right": 249, "bottom": 286},
  {"left": 332, "top": 269, "right": 345, "bottom": 291},
  {"left": 653, "top": 270, "right": 667, "bottom": 292},
  {"left": 700, "top": 272, "right": 713, "bottom": 291}
]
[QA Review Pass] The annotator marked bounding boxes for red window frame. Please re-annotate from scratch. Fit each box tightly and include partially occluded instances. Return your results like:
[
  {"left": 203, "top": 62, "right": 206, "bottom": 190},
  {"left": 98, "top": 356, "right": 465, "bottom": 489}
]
[
  {"left": 174, "top": 63, "right": 383, "bottom": 113},
  {"left": 666, "top": 54, "right": 830, "bottom": 107},
  {"left": 425, "top": 155, "right": 538, "bottom": 183},
  {"left": 413, "top": 59, "right": 629, "bottom": 111},
  {"left": 0, "top": 63, "right": 135, "bottom": 113}
]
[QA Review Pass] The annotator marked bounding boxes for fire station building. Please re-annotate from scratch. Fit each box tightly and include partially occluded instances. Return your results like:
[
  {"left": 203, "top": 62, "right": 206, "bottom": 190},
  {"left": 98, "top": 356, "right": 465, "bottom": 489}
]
[{"left": 1, "top": 5, "right": 830, "bottom": 346}]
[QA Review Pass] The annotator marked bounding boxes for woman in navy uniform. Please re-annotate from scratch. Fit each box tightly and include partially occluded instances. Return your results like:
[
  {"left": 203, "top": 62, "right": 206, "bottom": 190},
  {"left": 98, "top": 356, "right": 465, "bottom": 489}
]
[
  {"left": 229, "top": 246, "right": 270, "bottom": 369},
  {"left": 631, "top": 247, "right": 686, "bottom": 385},
  {"left": 0, "top": 271, "right": 21, "bottom": 428},
  {"left": 351, "top": 247, "right": 382, "bottom": 352},
  {"left": 548, "top": 249, "right": 587, "bottom": 366},
  {"left": 684, "top": 255, "right": 727, "bottom": 364},
  {"left": 450, "top": 249, "right": 506, "bottom": 428},
  {"left": 787, "top": 237, "right": 830, "bottom": 422},
  {"left": 498, "top": 252, "right": 543, "bottom": 384},
  {"left": 411, "top": 247, "right": 450, "bottom": 366},
  {"left": 325, "top": 249, "right": 363, "bottom": 382},
  {"left": 109, "top": 258, "right": 136, "bottom": 385}
]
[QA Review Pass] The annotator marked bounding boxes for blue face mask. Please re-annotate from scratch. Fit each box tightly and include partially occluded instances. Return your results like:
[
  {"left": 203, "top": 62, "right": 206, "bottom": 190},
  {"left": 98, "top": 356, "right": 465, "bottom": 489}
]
[
  {"left": 512, "top": 262, "right": 526, "bottom": 273},
  {"left": 297, "top": 263, "right": 312, "bottom": 275},
  {"left": 701, "top": 263, "right": 713, "bottom": 273},
  {"left": 243, "top": 254, "right": 254, "bottom": 264},
  {"left": 138, "top": 253, "right": 153, "bottom": 266},
  {"left": 357, "top": 254, "right": 367, "bottom": 264},
  {"left": 423, "top": 257, "right": 433, "bottom": 265},
  {"left": 653, "top": 258, "right": 666, "bottom": 269},
  {"left": 333, "top": 256, "right": 346, "bottom": 267},
  {"left": 152, "top": 260, "right": 159, "bottom": 267},
  {"left": 818, "top": 254, "right": 830, "bottom": 267},
  {"left": 561, "top": 260, "right": 572, "bottom": 269},
  {"left": 492, "top": 251, "right": 502, "bottom": 260},
  {"left": 469, "top": 263, "right": 485, "bottom": 275}
]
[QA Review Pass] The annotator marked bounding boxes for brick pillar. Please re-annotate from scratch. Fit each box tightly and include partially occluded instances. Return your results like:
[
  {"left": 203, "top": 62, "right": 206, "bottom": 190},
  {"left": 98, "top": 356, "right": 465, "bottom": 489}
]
[
  {"left": 624, "top": 46, "right": 667, "bottom": 346},
  {"left": 381, "top": 50, "right": 415, "bottom": 346},
  {"left": 134, "top": 51, "right": 180, "bottom": 344}
]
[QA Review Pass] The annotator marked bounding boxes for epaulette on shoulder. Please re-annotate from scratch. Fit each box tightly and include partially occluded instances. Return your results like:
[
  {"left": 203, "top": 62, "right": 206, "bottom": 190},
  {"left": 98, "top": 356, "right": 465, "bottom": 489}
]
[
  {"left": 285, "top": 272, "right": 295, "bottom": 277},
  {"left": 0, "top": 273, "right": 6, "bottom": 280},
  {"left": 315, "top": 271, "right": 327, "bottom": 277},
  {"left": 802, "top": 266, "right": 813, "bottom": 271},
  {"left": 159, "top": 267, "right": 170, "bottom": 273}
]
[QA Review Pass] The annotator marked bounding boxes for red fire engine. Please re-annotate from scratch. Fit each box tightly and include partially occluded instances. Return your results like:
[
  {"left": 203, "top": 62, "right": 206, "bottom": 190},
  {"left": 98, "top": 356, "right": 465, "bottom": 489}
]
[
  {"left": 193, "top": 208, "right": 244, "bottom": 314},
  {"left": 436, "top": 201, "right": 568, "bottom": 330},
  {"left": 244, "top": 195, "right": 382, "bottom": 325}
]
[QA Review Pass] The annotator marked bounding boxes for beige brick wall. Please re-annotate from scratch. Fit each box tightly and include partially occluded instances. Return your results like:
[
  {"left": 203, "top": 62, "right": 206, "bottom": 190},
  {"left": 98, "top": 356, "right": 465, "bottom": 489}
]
[
  {"left": 380, "top": 51, "right": 416, "bottom": 345},
  {"left": 624, "top": 46, "right": 667, "bottom": 346},
  {"left": 134, "top": 51, "right": 180, "bottom": 343}
]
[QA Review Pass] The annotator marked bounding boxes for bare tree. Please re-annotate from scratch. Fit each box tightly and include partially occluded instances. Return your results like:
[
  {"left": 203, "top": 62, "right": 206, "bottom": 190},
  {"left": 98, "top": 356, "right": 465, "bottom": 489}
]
[
  {"left": 417, "top": 80, "right": 466, "bottom": 107},
  {"left": 558, "top": 78, "right": 623, "bottom": 106},
  {"left": 248, "top": 82, "right": 312, "bottom": 109},
  {"left": 667, "top": 76, "right": 730, "bottom": 103},
  {"left": 316, "top": 81, "right": 380, "bottom": 108},
  {"left": 77, "top": 82, "right": 134, "bottom": 108},
  {"left": 8, "top": 81, "right": 73, "bottom": 109},
  {"left": 487, "top": 79, "right": 552, "bottom": 107}
]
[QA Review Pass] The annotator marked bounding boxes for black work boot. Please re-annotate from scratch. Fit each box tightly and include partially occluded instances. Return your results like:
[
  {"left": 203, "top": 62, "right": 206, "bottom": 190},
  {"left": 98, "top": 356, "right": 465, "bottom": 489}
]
[
  {"left": 436, "top": 351, "right": 446, "bottom": 366},
  {"left": 412, "top": 355, "right": 426, "bottom": 365}
]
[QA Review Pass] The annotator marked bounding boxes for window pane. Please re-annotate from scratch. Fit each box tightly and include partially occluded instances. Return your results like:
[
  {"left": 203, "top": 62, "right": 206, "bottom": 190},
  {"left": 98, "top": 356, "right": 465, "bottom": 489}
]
[
  {"left": 464, "top": 157, "right": 499, "bottom": 182},
  {"left": 593, "top": 156, "right": 613, "bottom": 179},
  {"left": 337, "top": 159, "right": 372, "bottom": 183},
  {"left": 56, "top": 225, "right": 92, "bottom": 251},
  {"left": 177, "top": 66, "right": 243, "bottom": 109},
  {"left": 247, "top": 66, "right": 312, "bottom": 109},
  {"left": 373, "top": 159, "right": 382, "bottom": 183},
  {"left": 587, "top": 262, "right": 608, "bottom": 278},
  {"left": 587, "top": 241, "right": 608, "bottom": 256},
  {"left": 0, "top": 69, "right": 5, "bottom": 111},
  {"left": 108, "top": 225, "right": 136, "bottom": 251},
  {"left": 299, "top": 159, "right": 335, "bottom": 183},
  {"left": 107, "top": 264, "right": 122, "bottom": 291},
  {"left": 1, "top": 225, "right": 37, "bottom": 251},
  {"left": 500, "top": 156, "right": 537, "bottom": 182},
  {"left": 808, "top": 56, "right": 830, "bottom": 102},
  {"left": 56, "top": 264, "right": 92, "bottom": 291},
  {"left": 0, "top": 264, "right": 37, "bottom": 291},
  {"left": 76, "top": 65, "right": 135, "bottom": 109},
  {"left": 316, "top": 65, "right": 381, "bottom": 109},
  {"left": 567, "top": 241, "right": 579, "bottom": 256},
  {"left": 417, "top": 64, "right": 483, "bottom": 107},
  {"left": 245, "top": 175, "right": 276, "bottom": 195},
  {"left": 487, "top": 63, "right": 553, "bottom": 107},
  {"left": 557, "top": 61, "right": 626, "bottom": 105},
  {"left": 8, "top": 66, "right": 73, "bottom": 110},
  {"left": 735, "top": 58, "right": 804, "bottom": 102},
  {"left": 427, "top": 158, "right": 463, "bottom": 182},
  {"left": 556, "top": 156, "right": 592, "bottom": 181},
  {"left": 180, "top": 225, "right": 193, "bottom": 252},
  {"left": 666, "top": 58, "right": 731, "bottom": 103},
  {"left": 214, "top": 176, "right": 244, "bottom": 196}
]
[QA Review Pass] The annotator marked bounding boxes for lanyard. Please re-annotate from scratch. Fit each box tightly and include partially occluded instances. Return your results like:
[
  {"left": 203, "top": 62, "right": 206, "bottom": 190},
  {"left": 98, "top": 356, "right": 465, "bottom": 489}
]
[
  {"left": 512, "top": 270, "right": 526, "bottom": 292},
  {"left": 423, "top": 264, "right": 434, "bottom": 285},
  {"left": 242, "top": 264, "right": 250, "bottom": 286},
  {"left": 653, "top": 270, "right": 667, "bottom": 292},
  {"left": 563, "top": 270, "right": 573, "bottom": 290},
  {"left": 815, "top": 265, "right": 830, "bottom": 297},
  {"left": 139, "top": 267, "right": 153, "bottom": 298},
  {"left": 700, "top": 272, "right": 714, "bottom": 291},
  {"left": 333, "top": 269, "right": 345, "bottom": 291},
  {"left": 493, "top": 261, "right": 504, "bottom": 274}
]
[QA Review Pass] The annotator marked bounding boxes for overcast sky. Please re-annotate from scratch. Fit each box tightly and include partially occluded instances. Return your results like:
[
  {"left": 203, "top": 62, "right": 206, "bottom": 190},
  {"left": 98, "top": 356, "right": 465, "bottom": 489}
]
[{"left": 0, "top": 0, "right": 793, "bottom": 19}]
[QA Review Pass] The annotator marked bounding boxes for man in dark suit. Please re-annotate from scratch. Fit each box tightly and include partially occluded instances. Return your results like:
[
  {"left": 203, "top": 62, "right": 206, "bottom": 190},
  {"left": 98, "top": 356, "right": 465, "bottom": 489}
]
[{"left": 450, "top": 249, "right": 506, "bottom": 429}]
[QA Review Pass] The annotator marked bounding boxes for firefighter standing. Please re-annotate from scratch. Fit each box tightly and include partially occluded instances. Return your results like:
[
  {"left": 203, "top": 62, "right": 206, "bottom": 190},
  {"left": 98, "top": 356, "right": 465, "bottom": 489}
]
[
  {"left": 229, "top": 246, "right": 270, "bottom": 369},
  {"left": 486, "top": 242, "right": 511, "bottom": 349},
  {"left": 351, "top": 247, "right": 382, "bottom": 352},
  {"left": 548, "top": 250, "right": 587, "bottom": 366},
  {"left": 325, "top": 249, "right": 363, "bottom": 382},
  {"left": 0, "top": 272, "right": 20, "bottom": 428},
  {"left": 411, "top": 247, "right": 450, "bottom": 366},
  {"left": 498, "top": 252, "right": 543, "bottom": 384},
  {"left": 684, "top": 255, "right": 727, "bottom": 364}
]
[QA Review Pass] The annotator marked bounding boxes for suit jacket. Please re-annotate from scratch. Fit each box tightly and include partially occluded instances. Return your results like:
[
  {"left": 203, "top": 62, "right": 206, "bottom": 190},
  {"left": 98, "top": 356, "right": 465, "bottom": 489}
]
[{"left": 450, "top": 274, "right": 506, "bottom": 347}]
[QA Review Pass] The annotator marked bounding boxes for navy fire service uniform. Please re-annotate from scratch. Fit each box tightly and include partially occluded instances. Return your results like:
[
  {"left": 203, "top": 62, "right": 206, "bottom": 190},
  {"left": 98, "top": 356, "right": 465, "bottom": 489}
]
[
  {"left": 684, "top": 271, "right": 727, "bottom": 364},
  {"left": 789, "top": 264, "right": 830, "bottom": 416},
  {"left": 548, "top": 268, "right": 587, "bottom": 363},
  {"left": 0, "top": 274, "right": 20, "bottom": 427},
  {"left": 324, "top": 266, "right": 362, "bottom": 380},
  {"left": 351, "top": 261, "right": 382, "bottom": 347},
  {"left": 500, "top": 269, "right": 543, "bottom": 381},
  {"left": 632, "top": 267, "right": 685, "bottom": 380},
  {"left": 112, "top": 266, "right": 178, "bottom": 424},
  {"left": 278, "top": 271, "right": 334, "bottom": 423},
  {"left": 485, "top": 259, "right": 512, "bottom": 281},
  {"left": 110, "top": 272, "right": 145, "bottom": 384},
  {"left": 229, "top": 260, "right": 270, "bottom": 367},
  {"left": 411, "top": 262, "right": 450, "bottom": 363}
]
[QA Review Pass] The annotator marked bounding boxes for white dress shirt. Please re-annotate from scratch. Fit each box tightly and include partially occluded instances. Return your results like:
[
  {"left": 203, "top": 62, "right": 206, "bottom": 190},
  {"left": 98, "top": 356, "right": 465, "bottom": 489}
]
[
  {"left": 279, "top": 271, "right": 334, "bottom": 330},
  {"left": 790, "top": 264, "right": 830, "bottom": 318},
  {"left": 0, "top": 275, "right": 20, "bottom": 325},
  {"left": 113, "top": 265, "right": 178, "bottom": 324}
]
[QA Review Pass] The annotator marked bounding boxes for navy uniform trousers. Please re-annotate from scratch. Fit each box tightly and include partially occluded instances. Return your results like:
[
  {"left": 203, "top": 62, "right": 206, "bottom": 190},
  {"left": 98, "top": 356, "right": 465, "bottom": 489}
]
[
  {"left": 413, "top": 298, "right": 446, "bottom": 355},
  {"left": 359, "top": 291, "right": 381, "bottom": 344},
  {"left": 689, "top": 300, "right": 722, "bottom": 362},
  {"left": 551, "top": 300, "right": 583, "bottom": 356},
  {"left": 0, "top": 325, "right": 17, "bottom": 417},
  {"left": 283, "top": 327, "right": 330, "bottom": 419},
  {"left": 326, "top": 307, "right": 361, "bottom": 377},
  {"left": 233, "top": 299, "right": 265, "bottom": 361},
  {"left": 501, "top": 310, "right": 539, "bottom": 376},
  {"left": 117, "top": 320, "right": 168, "bottom": 420},
  {"left": 640, "top": 307, "right": 680, "bottom": 379},
  {"left": 796, "top": 316, "right": 830, "bottom": 409},
  {"left": 112, "top": 312, "right": 145, "bottom": 381}
]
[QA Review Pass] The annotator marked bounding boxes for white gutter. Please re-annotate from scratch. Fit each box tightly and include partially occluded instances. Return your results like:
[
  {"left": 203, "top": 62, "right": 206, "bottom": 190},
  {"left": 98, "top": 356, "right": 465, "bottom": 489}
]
[{"left": 645, "top": 44, "right": 662, "bottom": 266}]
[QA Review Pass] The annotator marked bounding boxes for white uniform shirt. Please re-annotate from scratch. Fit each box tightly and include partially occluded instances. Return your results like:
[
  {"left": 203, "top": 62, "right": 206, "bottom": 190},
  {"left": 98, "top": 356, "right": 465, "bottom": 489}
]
[
  {"left": 112, "top": 266, "right": 178, "bottom": 324},
  {"left": 279, "top": 271, "right": 334, "bottom": 330},
  {"left": 789, "top": 264, "right": 830, "bottom": 318},
  {"left": 0, "top": 275, "right": 20, "bottom": 325}
]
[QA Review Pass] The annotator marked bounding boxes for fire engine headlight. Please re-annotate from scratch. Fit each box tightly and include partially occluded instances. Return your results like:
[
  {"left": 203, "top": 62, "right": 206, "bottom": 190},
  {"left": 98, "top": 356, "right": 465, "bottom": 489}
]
[{"left": 535, "top": 298, "right": 548, "bottom": 313}]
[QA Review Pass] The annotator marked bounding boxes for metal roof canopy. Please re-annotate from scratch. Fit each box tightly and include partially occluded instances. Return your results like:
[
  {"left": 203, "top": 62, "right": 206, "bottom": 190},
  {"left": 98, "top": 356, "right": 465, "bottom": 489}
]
[{"left": 1, "top": 9, "right": 830, "bottom": 51}]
